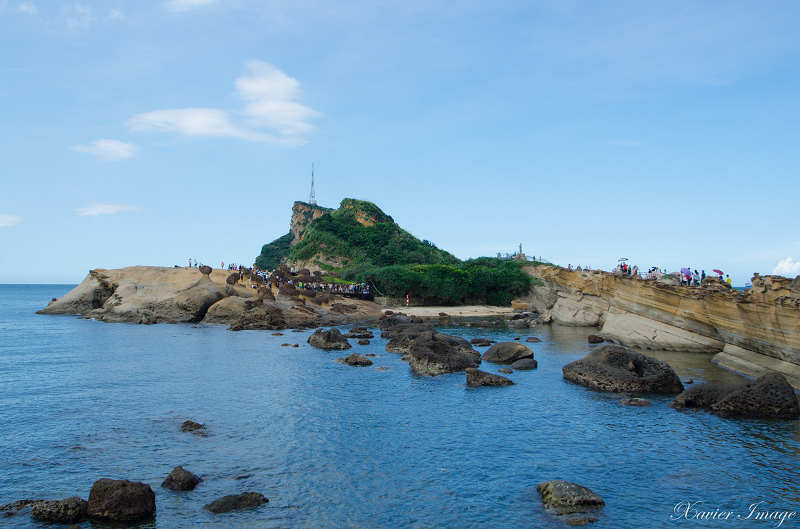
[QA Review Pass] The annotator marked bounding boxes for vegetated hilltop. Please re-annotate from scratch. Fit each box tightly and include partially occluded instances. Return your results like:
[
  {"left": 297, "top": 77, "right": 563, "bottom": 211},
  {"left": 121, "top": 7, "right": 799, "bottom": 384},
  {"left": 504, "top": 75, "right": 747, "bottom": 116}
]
[{"left": 255, "top": 199, "right": 536, "bottom": 306}]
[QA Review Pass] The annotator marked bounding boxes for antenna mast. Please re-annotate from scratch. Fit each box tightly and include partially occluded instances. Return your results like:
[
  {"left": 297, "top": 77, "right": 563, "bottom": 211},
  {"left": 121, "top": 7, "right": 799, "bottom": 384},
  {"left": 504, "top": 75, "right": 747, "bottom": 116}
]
[{"left": 309, "top": 163, "right": 317, "bottom": 205}]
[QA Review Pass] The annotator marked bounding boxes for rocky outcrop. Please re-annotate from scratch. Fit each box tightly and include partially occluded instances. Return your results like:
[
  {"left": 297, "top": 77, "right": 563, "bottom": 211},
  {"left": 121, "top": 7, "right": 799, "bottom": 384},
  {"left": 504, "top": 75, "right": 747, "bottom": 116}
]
[
  {"left": 229, "top": 305, "right": 287, "bottom": 331},
  {"left": 308, "top": 328, "right": 351, "bottom": 350},
  {"left": 161, "top": 466, "right": 202, "bottom": 491},
  {"left": 482, "top": 342, "right": 534, "bottom": 364},
  {"left": 671, "top": 372, "right": 800, "bottom": 418},
  {"left": 204, "top": 492, "right": 268, "bottom": 514},
  {"left": 291, "top": 201, "right": 333, "bottom": 245},
  {"left": 511, "top": 358, "right": 538, "bottom": 370},
  {"left": 537, "top": 480, "right": 604, "bottom": 526},
  {"left": 465, "top": 368, "right": 514, "bottom": 387},
  {"left": 525, "top": 266, "right": 800, "bottom": 388},
  {"left": 336, "top": 353, "right": 373, "bottom": 366},
  {"left": 30, "top": 497, "right": 87, "bottom": 523},
  {"left": 86, "top": 479, "right": 155, "bottom": 521},
  {"left": 37, "top": 269, "right": 118, "bottom": 314},
  {"left": 563, "top": 344, "right": 684, "bottom": 394},
  {"left": 408, "top": 331, "right": 481, "bottom": 376}
]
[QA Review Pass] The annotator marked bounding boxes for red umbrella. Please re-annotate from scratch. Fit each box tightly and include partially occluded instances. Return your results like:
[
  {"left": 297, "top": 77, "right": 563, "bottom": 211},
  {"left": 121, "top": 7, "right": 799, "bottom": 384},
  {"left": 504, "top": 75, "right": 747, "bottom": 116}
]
[{"left": 712, "top": 269, "right": 723, "bottom": 275}]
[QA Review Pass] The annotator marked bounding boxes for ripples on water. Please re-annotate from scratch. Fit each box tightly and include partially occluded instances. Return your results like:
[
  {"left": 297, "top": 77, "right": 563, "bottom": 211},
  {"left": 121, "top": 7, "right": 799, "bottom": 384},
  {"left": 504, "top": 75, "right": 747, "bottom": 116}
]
[{"left": 1, "top": 285, "right": 798, "bottom": 528}]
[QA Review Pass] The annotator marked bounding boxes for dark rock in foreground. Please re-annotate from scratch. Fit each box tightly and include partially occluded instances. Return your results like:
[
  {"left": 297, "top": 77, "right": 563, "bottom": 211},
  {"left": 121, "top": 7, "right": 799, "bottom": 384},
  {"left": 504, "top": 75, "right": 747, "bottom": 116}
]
[
  {"left": 308, "top": 328, "right": 352, "bottom": 350},
  {"left": 336, "top": 353, "right": 373, "bottom": 367},
  {"left": 31, "top": 497, "right": 87, "bottom": 523},
  {"left": 204, "top": 492, "right": 268, "bottom": 514},
  {"left": 161, "top": 466, "right": 202, "bottom": 491},
  {"left": 511, "top": 358, "right": 538, "bottom": 370},
  {"left": 670, "top": 372, "right": 800, "bottom": 418},
  {"left": 408, "top": 331, "right": 481, "bottom": 376},
  {"left": 562, "top": 344, "right": 684, "bottom": 394},
  {"left": 465, "top": 368, "right": 514, "bottom": 387},
  {"left": 86, "top": 479, "right": 155, "bottom": 521},
  {"left": 537, "top": 480, "right": 604, "bottom": 526},
  {"left": 482, "top": 342, "right": 534, "bottom": 364}
]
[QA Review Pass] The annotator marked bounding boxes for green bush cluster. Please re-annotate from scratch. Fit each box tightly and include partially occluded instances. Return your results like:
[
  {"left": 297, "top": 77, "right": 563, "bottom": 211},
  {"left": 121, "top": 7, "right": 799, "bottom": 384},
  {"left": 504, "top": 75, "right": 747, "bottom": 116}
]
[{"left": 255, "top": 232, "right": 293, "bottom": 271}]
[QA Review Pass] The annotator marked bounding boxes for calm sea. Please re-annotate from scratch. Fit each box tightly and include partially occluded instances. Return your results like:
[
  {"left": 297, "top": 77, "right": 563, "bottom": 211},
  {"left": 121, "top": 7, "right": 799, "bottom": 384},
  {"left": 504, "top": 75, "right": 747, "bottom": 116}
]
[{"left": 1, "top": 284, "right": 799, "bottom": 528}]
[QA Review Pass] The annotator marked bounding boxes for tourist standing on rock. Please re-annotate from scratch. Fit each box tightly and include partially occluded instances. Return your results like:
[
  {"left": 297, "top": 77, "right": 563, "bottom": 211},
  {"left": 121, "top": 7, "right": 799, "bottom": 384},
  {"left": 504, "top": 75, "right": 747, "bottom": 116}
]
[
  {"left": 726, "top": 274, "right": 732, "bottom": 286},
  {"left": 692, "top": 270, "right": 699, "bottom": 286},
  {"left": 701, "top": 270, "right": 706, "bottom": 283}
]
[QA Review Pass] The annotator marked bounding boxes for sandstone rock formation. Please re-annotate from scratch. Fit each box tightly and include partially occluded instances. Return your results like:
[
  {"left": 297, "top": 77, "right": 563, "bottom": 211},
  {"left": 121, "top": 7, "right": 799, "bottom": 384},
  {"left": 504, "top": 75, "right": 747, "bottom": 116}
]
[
  {"left": 465, "top": 368, "right": 514, "bottom": 387},
  {"left": 336, "top": 353, "right": 374, "bottom": 367},
  {"left": 563, "top": 344, "right": 684, "bottom": 394},
  {"left": 408, "top": 331, "right": 481, "bottom": 376},
  {"left": 482, "top": 342, "right": 534, "bottom": 364},
  {"left": 670, "top": 372, "right": 800, "bottom": 418},
  {"left": 30, "top": 497, "right": 87, "bottom": 523},
  {"left": 536, "top": 480, "right": 604, "bottom": 526},
  {"left": 308, "top": 328, "right": 352, "bottom": 350},
  {"left": 86, "top": 479, "right": 155, "bottom": 521},
  {"left": 204, "top": 492, "right": 268, "bottom": 514}
]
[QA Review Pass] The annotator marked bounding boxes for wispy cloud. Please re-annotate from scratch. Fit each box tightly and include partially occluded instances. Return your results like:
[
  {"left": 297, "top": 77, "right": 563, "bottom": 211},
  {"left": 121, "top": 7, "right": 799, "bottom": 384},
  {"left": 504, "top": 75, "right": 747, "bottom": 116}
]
[
  {"left": 165, "top": 0, "right": 218, "bottom": 12},
  {"left": 0, "top": 214, "right": 24, "bottom": 227},
  {"left": 106, "top": 8, "right": 124, "bottom": 21},
  {"left": 75, "top": 203, "right": 143, "bottom": 217},
  {"left": 125, "top": 60, "right": 321, "bottom": 146},
  {"left": 773, "top": 257, "right": 800, "bottom": 277},
  {"left": 64, "top": 3, "right": 95, "bottom": 30},
  {"left": 71, "top": 139, "right": 138, "bottom": 161},
  {"left": 17, "top": 2, "right": 37, "bottom": 15}
]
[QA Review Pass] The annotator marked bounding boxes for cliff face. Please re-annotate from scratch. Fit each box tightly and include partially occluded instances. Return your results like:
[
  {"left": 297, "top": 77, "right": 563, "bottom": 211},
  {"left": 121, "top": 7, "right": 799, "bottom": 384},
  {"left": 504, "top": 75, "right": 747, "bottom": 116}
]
[
  {"left": 522, "top": 266, "right": 800, "bottom": 388},
  {"left": 290, "top": 202, "right": 333, "bottom": 245}
]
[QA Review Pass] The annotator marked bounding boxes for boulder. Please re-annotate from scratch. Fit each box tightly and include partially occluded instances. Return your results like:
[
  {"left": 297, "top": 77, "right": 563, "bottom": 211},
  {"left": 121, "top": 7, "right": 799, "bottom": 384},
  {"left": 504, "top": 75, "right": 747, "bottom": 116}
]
[
  {"left": 204, "top": 492, "right": 268, "bottom": 514},
  {"left": 31, "top": 497, "right": 87, "bottom": 523},
  {"left": 587, "top": 334, "right": 605, "bottom": 344},
  {"left": 226, "top": 272, "right": 241, "bottom": 285},
  {"left": 181, "top": 420, "right": 205, "bottom": 434},
  {"left": 229, "top": 306, "right": 287, "bottom": 331},
  {"left": 562, "top": 344, "right": 684, "bottom": 394},
  {"left": 382, "top": 323, "right": 434, "bottom": 354},
  {"left": 357, "top": 339, "right": 370, "bottom": 345},
  {"left": 482, "top": 342, "right": 534, "bottom": 364},
  {"left": 536, "top": 480, "right": 604, "bottom": 526},
  {"left": 525, "top": 337, "right": 542, "bottom": 343},
  {"left": 86, "top": 479, "right": 156, "bottom": 521},
  {"left": 202, "top": 296, "right": 247, "bottom": 323},
  {"left": 409, "top": 331, "right": 481, "bottom": 376},
  {"left": 308, "top": 328, "right": 352, "bottom": 350},
  {"left": 336, "top": 353, "right": 374, "bottom": 367},
  {"left": 511, "top": 358, "right": 538, "bottom": 370},
  {"left": 509, "top": 319, "right": 530, "bottom": 330},
  {"left": 161, "top": 466, "right": 202, "bottom": 491},
  {"left": 470, "top": 338, "right": 496, "bottom": 347},
  {"left": 620, "top": 398, "right": 652, "bottom": 407},
  {"left": 465, "top": 368, "right": 514, "bottom": 387},
  {"left": 499, "top": 367, "right": 513, "bottom": 374},
  {"left": 671, "top": 372, "right": 800, "bottom": 418}
]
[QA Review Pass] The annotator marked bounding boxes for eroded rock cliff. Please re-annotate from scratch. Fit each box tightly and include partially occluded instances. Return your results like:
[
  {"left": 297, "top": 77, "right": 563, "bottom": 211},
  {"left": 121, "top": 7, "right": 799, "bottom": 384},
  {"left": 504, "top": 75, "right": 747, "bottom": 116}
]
[{"left": 521, "top": 266, "right": 800, "bottom": 388}]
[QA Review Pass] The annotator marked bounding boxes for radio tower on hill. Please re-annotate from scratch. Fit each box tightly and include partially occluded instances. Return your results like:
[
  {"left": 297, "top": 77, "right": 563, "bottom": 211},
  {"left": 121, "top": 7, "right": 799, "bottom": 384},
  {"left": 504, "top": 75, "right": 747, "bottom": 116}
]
[{"left": 309, "top": 163, "right": 317, "bottom": 205}]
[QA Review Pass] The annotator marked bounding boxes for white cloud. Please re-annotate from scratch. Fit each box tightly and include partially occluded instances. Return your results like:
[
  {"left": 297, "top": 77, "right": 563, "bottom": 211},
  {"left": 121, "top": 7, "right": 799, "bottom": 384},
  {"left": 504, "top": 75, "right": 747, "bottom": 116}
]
[
  {"left": 125, "top": 61, "right": 320, "bottom": 146},
  {"left": 64, "top": 3, "right": 95, "bottom": 30},
  {"left": 772, "top": 257, "right": 800, "bottom": 277},
  {"left": 71, "top": 139, "right": 138, "bottom": 161},
  {"left": 0, "top": 214, "right": 24, "bottom": 227},
  {"left": 17, "top": 2, "right": 37, "bottom": 15},
  {"left": 106, "top": 8, "right": 124, "bottom": 21},
  {"left": 165, "top": 0, "right": 218, "bottom": 12},
  {"left": 75, "top": 203, "right": 143, "bottom": 217}
]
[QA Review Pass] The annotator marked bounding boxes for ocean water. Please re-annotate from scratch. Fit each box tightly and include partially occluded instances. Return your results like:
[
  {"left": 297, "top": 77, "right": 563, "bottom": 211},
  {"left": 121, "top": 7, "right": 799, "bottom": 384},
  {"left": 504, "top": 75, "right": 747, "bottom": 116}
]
[{"left": 1, "top": 284, "right": 799, "bottom": 528}]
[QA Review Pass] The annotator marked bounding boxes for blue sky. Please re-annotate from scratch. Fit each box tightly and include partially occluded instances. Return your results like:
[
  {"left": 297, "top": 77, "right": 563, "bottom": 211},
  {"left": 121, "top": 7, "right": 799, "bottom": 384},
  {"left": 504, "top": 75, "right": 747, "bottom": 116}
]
[{"left": 1, "top": 0, "right": 799, "bottom": 285}]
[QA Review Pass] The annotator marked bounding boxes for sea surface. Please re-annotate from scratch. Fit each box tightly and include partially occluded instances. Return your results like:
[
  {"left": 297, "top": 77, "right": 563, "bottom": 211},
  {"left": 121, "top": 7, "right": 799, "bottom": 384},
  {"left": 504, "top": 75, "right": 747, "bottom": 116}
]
[{"left": 1, "top": 284, "right": 799, "bottom": 528}]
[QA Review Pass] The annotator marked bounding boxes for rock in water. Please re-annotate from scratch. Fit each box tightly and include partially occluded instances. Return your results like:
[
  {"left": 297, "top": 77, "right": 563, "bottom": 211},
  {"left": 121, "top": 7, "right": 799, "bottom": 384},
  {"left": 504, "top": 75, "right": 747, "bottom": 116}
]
[
  {"left": 86, "top": 479, "right": 155, "bottom": 521},
  {"left": 204, "top": 492, "right": 268, "bottom": 514},
  {"left": 180, "top": 420, "right": 206, "bottom": 435},
  {"left": 30, "top": 497, "right": 87, "bottom": 523},
  {"left": 336, "top": 353, "right": 373, "bottom": 367},
  {"left": 482, "top": 342, "right": 534, "bottom": 364},
  {"left": 161, "top": 466, "right": 202, "bottom": 491},
  {"left": 562, "top": 344, "right": 684, "bottom": 394},
  {"left": 511, "top": 358, "right": 538, "bottom": 370},
  {"left": 465, "top": 368, "right": 514, "bottom": 387},
  {"left": 307, "top": 328, "right": 352, "bottom": 350},
  {"left": 587, "top": 334, "right": 605, "bottom": 344},
  {"left": 537, "top": 480, "right": 604, "bottom": 526},
  {"left": 408, "top": 331, "right": 480, "bottom": 376},
  {"left": 671, "top": 372, "right": 800, "bottom": 418},
  {"left": 620, "top": 398, "right": 652, "bottom": 407}
]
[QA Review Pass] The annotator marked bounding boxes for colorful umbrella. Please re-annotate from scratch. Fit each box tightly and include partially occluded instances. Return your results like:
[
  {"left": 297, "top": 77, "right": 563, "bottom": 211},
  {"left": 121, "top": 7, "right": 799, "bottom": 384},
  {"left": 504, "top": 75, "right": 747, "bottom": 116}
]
[
  {"left": 681, "top": 268, "right": 691, "bottom": 275},
  {"left": 712, "top": 269, "right": 723, "bottom": 275}
]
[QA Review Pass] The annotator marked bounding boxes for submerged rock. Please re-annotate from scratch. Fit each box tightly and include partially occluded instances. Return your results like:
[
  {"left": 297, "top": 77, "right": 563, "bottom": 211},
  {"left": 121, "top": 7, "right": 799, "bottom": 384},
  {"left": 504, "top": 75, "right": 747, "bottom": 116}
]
[
  {"left": 161, "top": 466, "right": 202, "bottom": 491},
  {"left": 31, "top": 497, "right": 87, "bottom": 523},
  {"left": 562, "top": 344, "right": 684, "bottom": 394},
  {"left": 86, "top": 479, "right": 155, "bottom": 521},
  {"left": 336, "top": 353, "right": 374, "bottom": 367},
  {"left": 537, "top": 480, "right": 604, "bottom": 526},
  {"left": 465, "top": 368, "right": 514, "bottom": 387},
  {"left": 308, "top": 328, "right": 352, "bottom": 350},
  {"left": 204, "top": 492, "right": 268, "bottom": 514},
  {"left": 620, "top": 398, "right": 652, "bottom": 407},
  {"left": 482, "top": 342, "right": 534, "bottom": 364},
  {"left": 671, "top": 372, "right": 800, "bottom": 418},
  {"left": 181, "top": 420, "right": 206, "bottom": 434},
  {"left": 511, "top": 358, "right": 538, "bottom": 370}
]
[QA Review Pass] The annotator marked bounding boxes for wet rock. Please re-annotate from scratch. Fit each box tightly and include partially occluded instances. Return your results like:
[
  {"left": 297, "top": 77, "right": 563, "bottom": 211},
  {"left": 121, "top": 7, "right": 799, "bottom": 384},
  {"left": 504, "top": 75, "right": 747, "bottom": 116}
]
[
  {"left": 482, "top": 342, "right": 534, "bottom": 364},
  {"left": 509, "top": 319, "right": 530, "bottom": 330},
  {"left": 86, "top": 479, "right": 156, "bottom": 521},
  {"left": 229, "top": 306, "right": 287, "bottom": 331},
  {"left": 537, "top": 480, "right": 604, "bottom": 526},
  {"left": 357, "top": 339, "right": 370, "bottom": 345},
  {"left": 511, "top": 358, "right": 538, "bottom": 370},
  {"left": 562, "top": 344, "right": 684, "bottom": 394},
  {"left": 587, "top": 334, "right": 605, "bottom": 344},
  {"left": 620, "top": 398, "right": 652, "bottom": 407},
  {"left": 0, "top": 499, "right": 42, "bottom": 515},
  {"left": 382, "top": 324, "right": 434, "bottom": 354},
  {"left": 525, "top": 337, "right": 542, "bottom": 343},
  {"left": 161, "top": 466, "right": 202, "bottom": 491},
  {"left": 671, "top": 372, "right": 800, "bottom": 418},
  {"left": 470, "top": 338, "right": 496, "bottom": 347},
  {"left": 336, "top": 353, "right": 374, "bottom": 367},
  {"left": 31, "top": 497, "right": 87, "bottom": 523},
  {"left": 204, "top": 492, "right": 268, "bottom": 514},
  {"left": 465, "top": 368, "right": 514, "bottom": 387},
  {"left": 308, "top": 328, "right": 352, "bottom": 350},
  {"left": 181, "top": 420, "right": 206, "bottom": 435},
  {"left": 499, "top": 367, "right": 513, "bottom": 374},
  {"left": 408, "top": 331, "right": 481, "bottom": 376}
]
